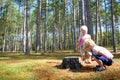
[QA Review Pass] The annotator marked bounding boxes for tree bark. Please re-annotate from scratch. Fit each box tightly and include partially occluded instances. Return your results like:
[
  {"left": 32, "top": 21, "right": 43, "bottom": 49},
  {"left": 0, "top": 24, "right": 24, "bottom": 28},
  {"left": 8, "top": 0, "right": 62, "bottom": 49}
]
[
  {"left": 95, "top": 0, "right": 99, "bottom": 44},
  {"left": 35, "top": 0, "right": 41, "bottom": 53},
  {"left": 72, "top": 0, "right": 77, "bottom": 52},
  {"left": 61, "top": 56, "right": 83, "bottom": 70},
  {"left": 43, "top": 0, "right": 48, "bottom": 53},
  {"left": 25, "top": 0, "right": 31, "bottom": 55},
  {"left": 110, "top": 0, "right": 117, "bottom": 53},
  {"left": 63, "top": 0, "right": 66, "bottom": 50},
  {"left": 85, "top": 0, "right": 94, "bottom": 40}
]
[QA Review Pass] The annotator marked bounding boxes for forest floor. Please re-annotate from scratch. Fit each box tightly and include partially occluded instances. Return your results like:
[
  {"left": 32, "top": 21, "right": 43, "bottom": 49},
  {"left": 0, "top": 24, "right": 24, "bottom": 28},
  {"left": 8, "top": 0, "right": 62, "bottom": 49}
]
[{"left": 0, "top": 50, "right": 120, "bottom": 80}]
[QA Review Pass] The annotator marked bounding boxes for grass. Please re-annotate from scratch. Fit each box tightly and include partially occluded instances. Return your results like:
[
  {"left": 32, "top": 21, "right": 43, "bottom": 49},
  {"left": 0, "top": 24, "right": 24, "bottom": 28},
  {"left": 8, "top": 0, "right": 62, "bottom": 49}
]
[{"left": 0, "top": 51, "right": 120, "bottom": 80}]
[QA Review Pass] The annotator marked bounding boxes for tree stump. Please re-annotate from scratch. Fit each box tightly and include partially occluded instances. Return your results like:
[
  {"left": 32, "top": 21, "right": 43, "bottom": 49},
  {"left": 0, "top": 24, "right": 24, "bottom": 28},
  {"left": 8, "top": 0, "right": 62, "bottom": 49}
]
[{"left": 61, "top": 56, "right": 83, "bottom": 70}]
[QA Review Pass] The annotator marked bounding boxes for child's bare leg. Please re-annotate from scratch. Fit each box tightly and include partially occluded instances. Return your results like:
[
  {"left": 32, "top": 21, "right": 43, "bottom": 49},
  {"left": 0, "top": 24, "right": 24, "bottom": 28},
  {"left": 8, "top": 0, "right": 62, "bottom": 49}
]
[
  {"left": 81, "top": 54, "right": 86, "bottom": 61},
  {"left": 87, "top": 52, "right": 92, "bottom": 63},
  {"left": 78, "top": 54, "right": 86, "bottom": 65},
  {"left": 94, "top": 58, "right": 105, "bottom": 69}
]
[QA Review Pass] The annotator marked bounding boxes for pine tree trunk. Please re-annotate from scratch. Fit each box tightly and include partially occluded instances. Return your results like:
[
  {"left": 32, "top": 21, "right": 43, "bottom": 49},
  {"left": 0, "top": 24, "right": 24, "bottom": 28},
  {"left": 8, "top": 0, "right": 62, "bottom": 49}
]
[
  {"left": 95, "top": 0, "right": 99, "bottom": 44},
  {"left": 25, "top": 0, "right": 31, "bottom": 55},
  {"left": 110, "top": 0, "right": 117, "bottom": 53},
  {"left": 85, "top": 0, "right": 94, "bottom": 39},
  {"left": 36, "top": 0, "right": 41, "bottom": 53},
  {"left": 72, "top": 0, "right": 77, "bottom": 52},
  {"left": 63, "top": 0, "right": 66, "bottom": 50}
]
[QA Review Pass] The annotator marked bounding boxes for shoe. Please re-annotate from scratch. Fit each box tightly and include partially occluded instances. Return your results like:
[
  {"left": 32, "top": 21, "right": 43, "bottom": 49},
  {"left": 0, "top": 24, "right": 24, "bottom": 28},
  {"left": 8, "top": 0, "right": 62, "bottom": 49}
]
[
  {"left": 96, "top": 65, "right": 106, "bottom": 69},
  {"left": 96, "top": 67, "right": 106, "bottom": 72},
  {"left": 96, "top": 65, "right": 100, "bottom": 70},
  {"left": 96, "top": 65, "right": 100, "bottom": 68}
]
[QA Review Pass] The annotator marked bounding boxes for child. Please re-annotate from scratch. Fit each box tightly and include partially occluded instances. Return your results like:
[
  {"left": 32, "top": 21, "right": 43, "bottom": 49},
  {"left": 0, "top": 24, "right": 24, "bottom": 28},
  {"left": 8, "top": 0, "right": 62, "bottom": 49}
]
[
  {"left": 78, "top": 25, "right": 92, "bottom": 64},
  {"left": 83, "top": 39, "right": 114, "bottom": 72}
]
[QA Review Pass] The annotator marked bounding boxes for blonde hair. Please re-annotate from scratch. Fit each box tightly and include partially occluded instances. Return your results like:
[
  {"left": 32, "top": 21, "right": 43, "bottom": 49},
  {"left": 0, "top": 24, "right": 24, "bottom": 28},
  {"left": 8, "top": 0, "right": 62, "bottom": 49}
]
[
  {"left": 81, "top": 25, "right": 88, "bottom": 32},
  {"left": 83, "top": 39, "right": 96, "bottom": 51}
]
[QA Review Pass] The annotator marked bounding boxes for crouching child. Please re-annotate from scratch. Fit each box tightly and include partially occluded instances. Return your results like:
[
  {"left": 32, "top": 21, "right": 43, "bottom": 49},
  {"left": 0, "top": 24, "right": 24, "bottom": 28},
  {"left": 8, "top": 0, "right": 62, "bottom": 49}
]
[{"left": 83, "top": 39, "right": 114, "bottom": 72}]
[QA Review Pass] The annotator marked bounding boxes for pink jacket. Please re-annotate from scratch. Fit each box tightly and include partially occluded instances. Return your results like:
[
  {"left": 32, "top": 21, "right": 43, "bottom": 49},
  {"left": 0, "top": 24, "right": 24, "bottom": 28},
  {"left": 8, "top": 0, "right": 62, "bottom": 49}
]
[{"left": 78, "top": 34, "right": 91, "bottom": 47}]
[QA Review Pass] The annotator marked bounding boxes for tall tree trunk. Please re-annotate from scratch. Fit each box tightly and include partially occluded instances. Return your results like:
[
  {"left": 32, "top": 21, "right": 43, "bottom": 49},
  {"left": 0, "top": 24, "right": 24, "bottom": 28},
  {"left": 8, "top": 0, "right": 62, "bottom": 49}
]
[
  {"left": 52, "top": 25, "right": 55, "bottom": 52},
  {"left": 81, "top": 0, "right": 86, "bottom": 25},
  {"left": 2, "top": 27, "right": 7, "bottom": 52},
  {"left": 95, "top": 0, "right": 99, "bottom": 44},
  {"left": 15, "top": 28, "right": 18, "bottom": 51},
  {"left": 85, "top": 0, "right": 94, "bottom": 39},
  {"left": 73, "top": 0, "right": 77, "bottom": 52},
  {"left": 52, "top": 0, "right": 56, "bottom": 52},
  {"left": 98, "top": 2, "right": 102, "bottom": 46},
  {"left": 25, "top": 0, "right": 31, "bottom": 55},
  {"left": 43, "top": 0, "right": 48, "bottom": 53},
  {"left": 20, "top": 28, "right": 23, "bottom": 51},
  {"left": 110, "top": 0, "right": 117, "bottom": 53},
  {"left": 68, "top": 19, "right": 70, "bottom": 49},
  {"left": 58, "top": 5, "right": 62, "bottom": 50},
  {"left": 99, "top": 17, "right": 102, "bottom": 46},
  {"left": 63, "top": 0, "right": 66, "bottom": 50},
  {"left": 104, "top": 0, "right": 108, "bottom": 46},
  {"left": 23, "top": 1, "right": 26, "bottom": 53},
  {"left": 36, "top": 0, "right": 41, "bottom": 53}
]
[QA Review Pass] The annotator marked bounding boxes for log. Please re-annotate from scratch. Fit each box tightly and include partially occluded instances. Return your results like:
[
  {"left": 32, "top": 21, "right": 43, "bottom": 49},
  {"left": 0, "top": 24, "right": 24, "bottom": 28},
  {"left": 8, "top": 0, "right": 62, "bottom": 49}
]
[{"left": 61, "top": 56, "right": 83, "bottom": 70}]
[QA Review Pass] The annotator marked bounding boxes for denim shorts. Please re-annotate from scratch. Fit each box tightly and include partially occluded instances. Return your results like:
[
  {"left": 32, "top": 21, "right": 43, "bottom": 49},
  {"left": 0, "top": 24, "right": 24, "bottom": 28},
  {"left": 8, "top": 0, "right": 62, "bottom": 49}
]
[{"left": 93, "top": 54, "right": 113, "bottom": 66}]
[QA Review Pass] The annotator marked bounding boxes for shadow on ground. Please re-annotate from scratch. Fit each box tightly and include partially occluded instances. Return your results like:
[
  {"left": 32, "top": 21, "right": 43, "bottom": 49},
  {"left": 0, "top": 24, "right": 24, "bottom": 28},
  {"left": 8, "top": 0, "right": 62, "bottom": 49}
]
[{"left": 55, "top": 64, "right": 96, "bottom": 72}]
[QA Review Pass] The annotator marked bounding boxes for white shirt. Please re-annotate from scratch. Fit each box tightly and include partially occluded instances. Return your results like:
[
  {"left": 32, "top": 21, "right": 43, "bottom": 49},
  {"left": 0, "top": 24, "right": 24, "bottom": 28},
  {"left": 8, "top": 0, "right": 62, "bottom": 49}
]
[{"left": 92, "top": 46, "right": 114, "bottom": 59}]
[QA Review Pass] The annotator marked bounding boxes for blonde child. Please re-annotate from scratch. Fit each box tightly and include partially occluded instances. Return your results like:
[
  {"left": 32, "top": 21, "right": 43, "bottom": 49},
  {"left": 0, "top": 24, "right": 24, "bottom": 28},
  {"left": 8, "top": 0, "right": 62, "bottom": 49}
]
[
  {"left": 83, "top": 39, "right": 114, "bottom": 72},
  {"left": 78, "top": 25, "right": 92, "bottom": 64}
]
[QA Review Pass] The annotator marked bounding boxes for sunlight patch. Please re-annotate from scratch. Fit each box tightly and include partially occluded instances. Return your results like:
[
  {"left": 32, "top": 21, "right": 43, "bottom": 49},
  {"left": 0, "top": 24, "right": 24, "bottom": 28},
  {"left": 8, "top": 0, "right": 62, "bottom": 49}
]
[{"left": 0, "top": 57, "right": 11, "bottom": 60}]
